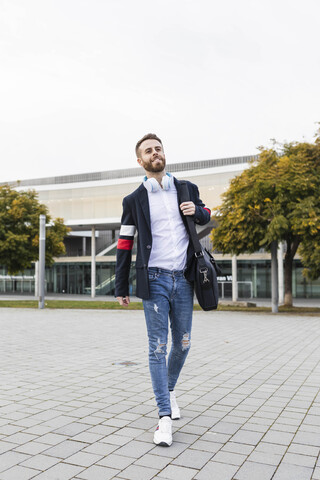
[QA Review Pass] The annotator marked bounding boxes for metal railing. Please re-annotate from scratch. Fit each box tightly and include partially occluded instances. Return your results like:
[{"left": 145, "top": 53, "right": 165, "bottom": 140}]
[{"left": 219, "top": 281, "right": 253, "bottom": 299}]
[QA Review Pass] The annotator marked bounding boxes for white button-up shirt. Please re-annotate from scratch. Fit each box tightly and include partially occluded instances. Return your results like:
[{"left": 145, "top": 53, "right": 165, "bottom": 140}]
[{"left": 147, "top": 183, "right": 189, "bottom": 270}]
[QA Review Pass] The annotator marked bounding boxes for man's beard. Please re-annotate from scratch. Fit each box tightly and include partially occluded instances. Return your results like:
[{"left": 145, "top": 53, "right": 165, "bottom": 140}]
[{"left": 143, "top": 156, "right": 166, "bottom": 173}]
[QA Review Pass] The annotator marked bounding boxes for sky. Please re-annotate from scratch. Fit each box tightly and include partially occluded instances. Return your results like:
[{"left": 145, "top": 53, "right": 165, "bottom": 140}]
[{"left": 1, "top": 0, "right": 319, "bottom": 182}]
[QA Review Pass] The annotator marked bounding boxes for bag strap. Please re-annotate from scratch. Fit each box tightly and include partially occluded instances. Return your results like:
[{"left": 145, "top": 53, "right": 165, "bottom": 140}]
[
  {"left": 180, "top": 181, "right": 203, "bottom": 256},
  {"left": 180, "top": 181, "right": 221, "bottom": 276}
]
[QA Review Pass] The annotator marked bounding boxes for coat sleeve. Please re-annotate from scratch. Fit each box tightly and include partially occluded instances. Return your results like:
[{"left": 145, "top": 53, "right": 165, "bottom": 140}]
[
  {"left": 192, "top": 184, "right": 211, "bottom": 225},
  {"left": 115, "top": 197, "right": 136, "bottom": 297}
]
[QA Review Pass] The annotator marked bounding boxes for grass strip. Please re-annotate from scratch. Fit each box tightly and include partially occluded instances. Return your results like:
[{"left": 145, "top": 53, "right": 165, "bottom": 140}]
[{"left": 0, "top": 300, "right": 319, "bottom": 314}]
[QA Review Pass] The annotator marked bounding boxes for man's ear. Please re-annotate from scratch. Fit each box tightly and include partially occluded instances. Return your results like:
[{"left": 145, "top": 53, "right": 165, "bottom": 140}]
[{"left": 137, "top": 158, "right": 143, "bottom": 167}]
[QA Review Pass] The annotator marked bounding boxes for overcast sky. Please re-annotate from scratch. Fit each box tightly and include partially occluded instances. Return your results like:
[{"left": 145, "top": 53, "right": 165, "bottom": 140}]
[{"left": 1, "top": 0, "right": 319, "bottom": 182}]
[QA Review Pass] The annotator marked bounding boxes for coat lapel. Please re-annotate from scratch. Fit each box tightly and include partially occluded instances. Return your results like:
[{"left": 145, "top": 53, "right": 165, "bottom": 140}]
[
  {"left": 174, "top": 177, "right": 181, "bottom": 202},
  {"left": 137, "top": 184, "right": 151, "bottom": 231}
]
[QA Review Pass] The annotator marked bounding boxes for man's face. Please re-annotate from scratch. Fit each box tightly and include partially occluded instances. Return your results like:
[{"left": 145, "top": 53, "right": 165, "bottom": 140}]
[{"left": 137, "top": 139, "right": 166, "bottom": 173}]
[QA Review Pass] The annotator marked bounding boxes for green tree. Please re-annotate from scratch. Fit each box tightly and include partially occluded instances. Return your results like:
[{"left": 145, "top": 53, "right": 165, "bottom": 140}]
[
  {"left": 211, "top": 130, "right": 320, "bottom": 307},
  {"left": 0, "top": 185, "right": 70, "bottom": 274}
]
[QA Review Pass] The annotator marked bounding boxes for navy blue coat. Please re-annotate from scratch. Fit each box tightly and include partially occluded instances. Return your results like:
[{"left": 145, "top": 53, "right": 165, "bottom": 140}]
[{"left": 115, "top": 177, "right": 211, "bottom": 299}]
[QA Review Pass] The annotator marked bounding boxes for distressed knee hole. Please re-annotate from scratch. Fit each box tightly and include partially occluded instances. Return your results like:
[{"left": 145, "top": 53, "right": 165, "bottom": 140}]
[
  {"left": 154, "top": 338, "right": 167, "bottom": 359},
  {"left": 182, "top": 332, "right": 191, "bottom": 351},
  {"left": 153, "top": 303, "right": 159, "bottom": 314}
]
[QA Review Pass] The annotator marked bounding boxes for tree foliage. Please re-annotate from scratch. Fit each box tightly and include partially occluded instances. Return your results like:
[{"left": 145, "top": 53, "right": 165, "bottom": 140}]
[
  {"left": 211, "top": 128, "right": 320, "bottom": 305},
  {"left": 0, "top": 185, "right": 70, "bottom": 274}
]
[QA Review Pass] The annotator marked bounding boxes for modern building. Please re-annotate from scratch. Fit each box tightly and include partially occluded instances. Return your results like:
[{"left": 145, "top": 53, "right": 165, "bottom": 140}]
[{"left": 1, "top": 156, "right": 319, "bottom": 299}]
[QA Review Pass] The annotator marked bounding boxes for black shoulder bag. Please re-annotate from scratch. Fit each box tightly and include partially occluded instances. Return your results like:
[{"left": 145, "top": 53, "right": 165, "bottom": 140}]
[{"left": 180, "top": 182, "right": 220, "bottom": 311}]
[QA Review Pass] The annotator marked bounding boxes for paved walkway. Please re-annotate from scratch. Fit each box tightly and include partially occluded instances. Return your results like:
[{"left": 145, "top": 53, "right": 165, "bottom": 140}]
[{"left": 1, "top": 309, "right": 320, "bottom": 480}]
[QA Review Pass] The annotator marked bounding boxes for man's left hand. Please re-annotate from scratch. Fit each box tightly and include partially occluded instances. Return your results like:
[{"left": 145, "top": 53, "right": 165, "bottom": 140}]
[{"left": 180, "top": 201, "right": 196, "bottom": 216}]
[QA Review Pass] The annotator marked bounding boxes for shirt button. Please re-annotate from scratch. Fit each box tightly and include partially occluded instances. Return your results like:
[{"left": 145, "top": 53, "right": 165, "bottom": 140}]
[{"left": 146, "top": 245, "right": 151, "bottom": 249}]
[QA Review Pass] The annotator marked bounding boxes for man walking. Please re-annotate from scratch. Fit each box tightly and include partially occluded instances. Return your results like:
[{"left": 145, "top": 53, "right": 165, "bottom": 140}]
[{"left": 115, "top": 133, "right": 210, "bottom": 446}]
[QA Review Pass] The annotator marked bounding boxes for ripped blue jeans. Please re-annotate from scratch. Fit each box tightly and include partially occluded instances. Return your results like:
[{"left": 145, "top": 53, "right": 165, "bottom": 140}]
[{"left": 142, "top": 267, "right": 194, "bottom": 417}]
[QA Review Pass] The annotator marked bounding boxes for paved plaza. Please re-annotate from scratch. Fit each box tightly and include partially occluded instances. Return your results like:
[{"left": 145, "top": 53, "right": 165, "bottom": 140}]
[{"left": 1, "top": 309, "right": 320, "bottom": 480}]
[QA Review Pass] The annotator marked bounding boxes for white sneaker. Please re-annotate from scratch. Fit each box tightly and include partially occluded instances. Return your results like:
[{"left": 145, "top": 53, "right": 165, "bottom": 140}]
[
  {"left": 170, "top": 391, "right": 181, "bottom": 420},
  {"left": 153, "top": 416, "right": 172, "bottom": 446}
]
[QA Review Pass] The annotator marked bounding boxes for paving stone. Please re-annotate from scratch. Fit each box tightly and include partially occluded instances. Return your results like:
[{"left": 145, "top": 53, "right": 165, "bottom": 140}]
[
  {"left": 242, "top": 423, "right": 270, "bottom": 433},
  {"left": 76, "top": 465, "right": 120, "bottom": 480},
  {"left": 115, "top": 440, "right": 154, "bottom": 458},
  {"left": 213, "top": 450, "right": 247, "bottom": 466},
  {"left": 53, "top": 423, "right": 89, "bottom": 436},
  {"left": 255, "top": 442, "right": 288, "bottom": 455},
  {"left": 13, "top": 441, "right": 51, "bottom": 455},
  {"left": 248, "top": 450, "right": 283, "bottom": 466},
  {"left": 202, "top": 432, "right": 231, "bottom": 443},
  {"left": 100, "top": 433, "right": 131, "bottom": 446},
  {"left": 269, "top": 422, "right": 297, "bottom": 433},
  {"left": 0, "top": 465, "right": 41, "bottom": 480},
  {"left": 31, "top": 463, "right": 85, "bottom": 479},
  {"left": 117, "top": 464, "right": 159, "bottom": 480},
  {"left": 151, "top": 441, "right": 189, "bottom": 458},
  {"left": 71, "top": 432, "right": 105, "bottom": 443},
  {"left": 37, "top": 433, "right": 67, "bottom": 446},
  {"left": 134, "top": 453, "right": 171, "bottom": 469},
  {"left": 20, "top": 454, "right": 60, "bottom": 471},
  {"left": 234, "top": 461, "right": 277, "bottom": 479},
  {"left": 5, "top": 432, "right": 38, "bottom": 445},
  {"left": 312, "top": 466, "right": 320, "bottom": 480},
  {"left": 87, "top": 425, "right": 117, "bottom": 436},
  {"left": 178, "top": 424, "right": 207, "bottom": 435},
  {"left": 262, "top": 430, "right": 295, "bottom": 445},
  {"left": 211, "top": 422, "right": 241, "bottom": 435},
  {"left": 191, "top": 439, "right": 224, "bottom": 453},
  {"left": 282, "top": 453, "right": 317, "bottom": 468},
  {"left": 222, "top": 442, "right": 254, "bottom": 455},
  {"left": 64, "top": 451, "right": 103, "bottom": 467},
  {"left": 273, "top": 463, "right": 314, "bottom": 480},
  {"left": 231, "top": 430, "right": 265, "bottom": 446},
  {"left": 172, "top": 448, "right": 213, "bottom": 468},
  {"left": 287, "top": 443, "right": 319, "bottom": 456},
  {"left": 0, "top": 425, "right": 22, "bottom": 435},
  {"left": 128, "top": 417, "right": 157, "bottom": 430},
  {"left": 172, "top": 432, "right": 199, "bottom": 444},
  {"left": 195, "top": 461, "right": 239, "bottom": 480},
  {"left": 42, "top": 440, "right": 89, "bottom": 459},
  {"left": 116, "top": 427, "right": 146, "bottom": 439},
  {"left": 294, "top": 431, "right": 320, "bottom": 447},
  {"left": 0, "top": 451, "right": 30, "bottom": 473},
  {"left": 158, "top": 465, "right": 198, "bottom": 480},
  {"left": 97, "top": 454, "right": 135, "bottom": 469}
]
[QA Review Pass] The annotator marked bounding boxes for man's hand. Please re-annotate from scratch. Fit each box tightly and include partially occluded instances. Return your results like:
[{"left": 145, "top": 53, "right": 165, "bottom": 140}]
[
  {"left": 180, "top": 201, "right": 196, "bottom": 216},
  {"left": 116, "top": 296, "right": 130, "bottom": 307}
]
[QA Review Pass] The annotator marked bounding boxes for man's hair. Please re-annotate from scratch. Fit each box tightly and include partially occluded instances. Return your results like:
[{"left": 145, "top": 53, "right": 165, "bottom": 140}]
[{"left": 135, "top": 133, "right": 163, "bottom": 157}]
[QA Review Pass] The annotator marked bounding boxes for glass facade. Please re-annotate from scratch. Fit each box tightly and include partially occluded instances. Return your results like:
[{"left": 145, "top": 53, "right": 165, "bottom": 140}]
[
  {"left": 46, "top": 263, "right": 117, "bottom": 295},
  {"left": 217, "top": 260, "right": 320, "bottom": 299},
  {"left": 1, "top": 259, "right": 320, "bottom": 298}
]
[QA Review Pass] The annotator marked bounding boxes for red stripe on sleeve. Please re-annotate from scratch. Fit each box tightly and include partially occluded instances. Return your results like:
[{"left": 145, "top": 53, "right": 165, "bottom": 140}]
[
  {"left": 117, "top": 239, "right": 134, "bottom": 250},
  {"left": 204, "top": 207, "right": 211, "bottom": 215}
]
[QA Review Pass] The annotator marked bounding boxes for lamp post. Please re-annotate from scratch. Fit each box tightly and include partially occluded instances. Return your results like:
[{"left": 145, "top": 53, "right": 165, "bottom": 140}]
[
  {"left": 232, "top": 255, "right": 238, "bottom": 302},
  {"left": 271, "top": 241, "right": 279, "bottom": 313},
  {"left": 38, "top": 215, "right": 46, "bottom": 309}
]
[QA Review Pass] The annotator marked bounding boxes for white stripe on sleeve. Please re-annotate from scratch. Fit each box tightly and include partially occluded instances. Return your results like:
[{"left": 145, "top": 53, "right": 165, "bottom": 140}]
[{"left": 120, "top": 225, "right": 136, "bottom": 236}]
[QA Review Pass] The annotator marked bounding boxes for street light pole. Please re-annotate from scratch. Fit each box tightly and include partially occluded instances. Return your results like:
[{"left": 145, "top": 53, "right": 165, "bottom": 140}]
[
  {"left": 232, "top": 255, "right": 238, "bottom": 302},
  {"left": 39, "top": 215, "right": 46, "bottom": 309},
  {"left": 271, "top": 241, "right": 279, "bottom": 313}
]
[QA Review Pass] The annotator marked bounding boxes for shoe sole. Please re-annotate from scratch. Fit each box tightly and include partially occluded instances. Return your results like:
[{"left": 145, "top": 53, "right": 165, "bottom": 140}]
[{"left": 154, "top": 441, "right": 172, "bottom": 447}]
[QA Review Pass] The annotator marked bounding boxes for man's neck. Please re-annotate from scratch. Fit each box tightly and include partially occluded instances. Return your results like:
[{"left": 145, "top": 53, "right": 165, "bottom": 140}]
[{"left": 145, "top": 170, "right": 166, "bottom": 185}]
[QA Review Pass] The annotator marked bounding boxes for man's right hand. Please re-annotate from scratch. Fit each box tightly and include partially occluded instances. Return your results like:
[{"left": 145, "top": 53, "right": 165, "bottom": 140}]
[{"left": 116, "top": 296, "right": 130, "bottom": 307}]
